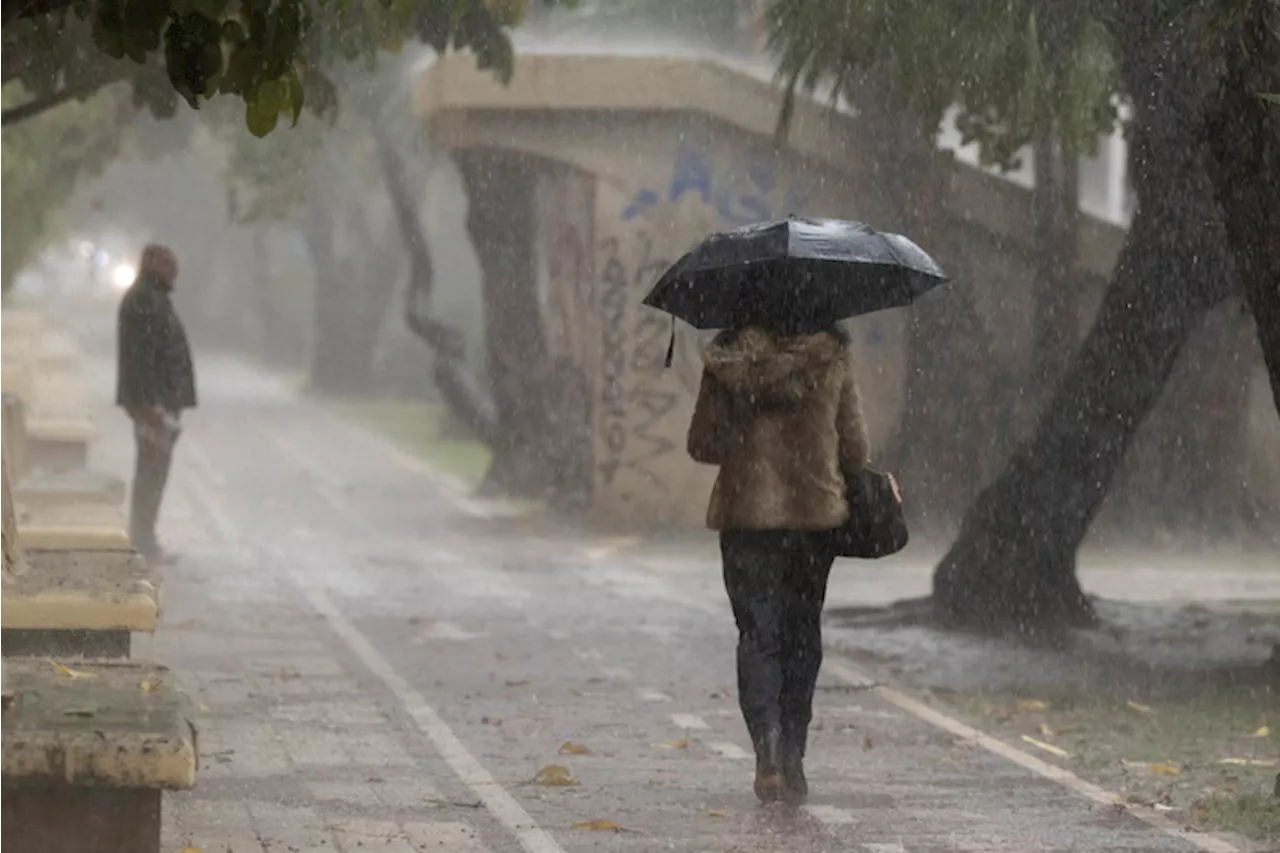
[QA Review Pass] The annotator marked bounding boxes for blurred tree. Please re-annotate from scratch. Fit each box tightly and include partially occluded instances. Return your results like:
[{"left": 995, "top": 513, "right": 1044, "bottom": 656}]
[
  {"left": 3, "top": 0, "right": 556, "bottom": 136},
  {"left": 768, "top": 0, "right": 1277, "bottom": 637},
  {"left": 1, "top": 82, "right": 133, "bottom": 291}
]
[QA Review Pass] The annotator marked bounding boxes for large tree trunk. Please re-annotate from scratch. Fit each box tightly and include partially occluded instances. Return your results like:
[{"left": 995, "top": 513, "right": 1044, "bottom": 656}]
[
  {"left": 931, "top": 18, "right": 1237, "bottom": 637},
  {"left": 1203, "top": 4, "right": 1280, "bottom": 418},
  {"left": 370, "top": 127, "right": 499, "bottom": 446},
  {"left": 454, "top": 150, "right": 556, "bottom": 499}
]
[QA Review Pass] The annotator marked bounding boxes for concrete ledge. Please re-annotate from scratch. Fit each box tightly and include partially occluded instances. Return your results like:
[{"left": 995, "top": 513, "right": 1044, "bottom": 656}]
[
  {"left": 16, "top": 470, "right": 127, "bottom": 508},
  {"left": 25, "top": 416, "right": 96, "bottom": 443},
  {"left": 1, "top": 658, "right": 198, "bottom": 790},
  {"left": 16, "top": 526, "right": 132, "bottom": 552},
  {"left": 2, "top": 550, "right": 157, "bottom": 633}
]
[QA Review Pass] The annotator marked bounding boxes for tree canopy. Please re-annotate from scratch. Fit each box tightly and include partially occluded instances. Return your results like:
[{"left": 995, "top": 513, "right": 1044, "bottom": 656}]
[{"left": 3, "top": 0, "right": 554, "bottom": 135}]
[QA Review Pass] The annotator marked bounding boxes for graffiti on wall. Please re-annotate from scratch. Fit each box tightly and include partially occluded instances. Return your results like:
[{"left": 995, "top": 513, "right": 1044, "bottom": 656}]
[
  {"left": 596, "top": 232, "right": 690, "bottom": 492},
  {"left": 594, "top": 143, "right": 824, "bottom": 519},
  {"left": 622, "top": 144, "right": 812, "bottom": 225}
]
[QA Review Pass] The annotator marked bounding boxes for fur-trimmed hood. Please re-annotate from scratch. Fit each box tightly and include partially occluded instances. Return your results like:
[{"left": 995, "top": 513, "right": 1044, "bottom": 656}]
[{"left": 701, "top": 326, "right": 846, "bottom": 407}]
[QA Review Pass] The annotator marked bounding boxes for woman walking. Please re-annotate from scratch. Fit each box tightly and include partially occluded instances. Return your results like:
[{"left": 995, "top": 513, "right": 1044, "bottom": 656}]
[{"left": 687, "top": 322, "right": 868, "bottom": 805}]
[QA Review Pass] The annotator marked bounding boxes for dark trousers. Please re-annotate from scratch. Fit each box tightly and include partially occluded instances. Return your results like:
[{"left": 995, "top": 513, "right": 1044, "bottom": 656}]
[
  {"left": 129, "top": 428, "right": 177, "bottom": 556},
  {"left": 720, "top": 530, "right": 835, "bottom": 762}
]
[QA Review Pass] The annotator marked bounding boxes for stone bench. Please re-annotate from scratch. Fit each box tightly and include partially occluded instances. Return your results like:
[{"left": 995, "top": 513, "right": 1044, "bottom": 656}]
[
  {"left": 2, "top": 550, "right": 158, "bottom": 658},
  {"left": 13, "top": 468, "right": 127, "bottom": 508},
  {"left": 23, "top": 415, "right": 97, "bottom": 471},
  {"left": 2, "top": 658, "right": 198, "bottom": 853},
  {"left": 5, "top": 451, "right": 151, "bottom": 659},
  {"left": 4, "top": 394, "right": 123, "bottom": 505},
  {"left": 16, "top": 501, "right": 132, "bottom": 552}
]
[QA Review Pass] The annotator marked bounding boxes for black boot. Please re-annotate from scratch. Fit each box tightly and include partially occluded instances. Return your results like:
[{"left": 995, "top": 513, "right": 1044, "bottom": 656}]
[
  {"left": 780, "top": 726, "right": 808, "bottom": 805},
  {"left": 753, "top": 727, "right": 784, "bottom": 803}
]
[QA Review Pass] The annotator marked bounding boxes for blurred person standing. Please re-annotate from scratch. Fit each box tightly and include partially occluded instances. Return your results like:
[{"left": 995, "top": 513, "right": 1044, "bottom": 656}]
[{"left": 116, "top": 244, "right": 196, "bottom": 564}]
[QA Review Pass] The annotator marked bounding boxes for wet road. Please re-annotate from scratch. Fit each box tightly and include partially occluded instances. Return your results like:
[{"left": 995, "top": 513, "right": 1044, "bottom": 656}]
[{"left": 91, "top": 357, "right": 1246, "bottom": 853}]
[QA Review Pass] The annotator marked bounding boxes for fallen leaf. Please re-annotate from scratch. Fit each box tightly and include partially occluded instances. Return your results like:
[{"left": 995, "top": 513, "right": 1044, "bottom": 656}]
[
  {"left": 139, "top": 680, "right": 161, "bottom": 693},
  {"left": 705, "top": 809, "right": 729, "bottom": 818},
  {"left": 1021, "top": 735, "right": 1070, "bottom": 758},
  {"left": 1249, "top": 725, "right": 1271, "bottom": 738},
  {"left": 1220, "top": 757, "right": 1278, "bottom": 767},
  {"left": 862, "top": 734, "right": 874, "bottom": 751},
  {"left": 47, "top": 660, "right": 97, "bottom": 680},
  {"left": 534, "top": 764, "right": 578, "bottom": 787},
  {"left": 1038, "top": 722, "right": 1056, "bottom": 738},
  {"left": 63, "top": 708, "right": 96, "bottom": 718},
  {"left": 181, "top": 848, "right": 203, "bottom": 853},
  {"left": 1126, "top": 700, "right": 1155, "bottom": 714},
  {"left": 1148, "top": 763, "right": 1180, "bottom": 777},
  {"left": 505, "top": 680, "right": 530, "bottom": 688},
  {"left": 1016, "top": 699, "right": 1049, "bottom": 712},
  {"left": 570, "top": 820, "right": 620, "bottom": 832},
  {"left": 559, "top": 742, "right": 593, "bottom": 756},
  {"left": 661, "top": 738, "right": 690, "bottom": 750}
]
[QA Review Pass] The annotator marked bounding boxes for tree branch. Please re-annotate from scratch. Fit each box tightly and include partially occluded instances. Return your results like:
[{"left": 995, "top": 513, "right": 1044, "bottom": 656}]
[{"left": 2, "top": 79, "right": 105, "bottom": 126}]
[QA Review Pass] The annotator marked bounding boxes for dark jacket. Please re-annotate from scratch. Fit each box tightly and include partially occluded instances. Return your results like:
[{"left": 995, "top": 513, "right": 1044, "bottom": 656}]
[
  {"left": 116, "top": 275, "right": 197, "bottom": 411},
  {"left": 687, "top": 326, "right": 868, "bottom": 532}
]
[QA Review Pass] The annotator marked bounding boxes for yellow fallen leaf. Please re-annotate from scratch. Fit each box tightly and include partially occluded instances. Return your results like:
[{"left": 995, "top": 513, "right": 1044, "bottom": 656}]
[
  {"left": 1148, "top": 763, "right": 1180, "bottom": 776},
  {"left": 47, "top": 660, "right": 96, "bottom": 680},
  {"left": 1126, "top": 700, "right": 1155, "bottom": 714},
  {"left": 534, "top": 764, "right": 578, "bottom": 787},
  {"left": 1038, "top": 722, "right": 1056, "bottom": 738},
  {"left": 1021, "top": 735, "right": 1070, "bottom": 758},
  {"left": 139, "top": 680, "right": 161, "bottom": 693},
  {"left": 706, "top": 809, "right": 729, "bottom": 818},
  {"left": 571, "top": 820, "right": 620, "bottom": 831},
  {"left": 1249, "top": 725, "right": 1270, "bottom": 738},
  {"left": 559, "top": 742, "right": 593, "bottom": 756},
  {"left": 661, "top": 738, "right": 690, "bottom": 750},
  {"left": 1016, "top": 699, "right": 1049, "bottom": 712},
  {"left": 181, "top": 848, "right": 203, "bottom": 853},
  {"left": 1220, "top": 757, "right": 1278, "bottom": 767}
]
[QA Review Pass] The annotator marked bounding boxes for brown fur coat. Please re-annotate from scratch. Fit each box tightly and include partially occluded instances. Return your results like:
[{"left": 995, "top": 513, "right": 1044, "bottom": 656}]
[{"left": 687, "top": 326, "right": 869, "bottom": 531}]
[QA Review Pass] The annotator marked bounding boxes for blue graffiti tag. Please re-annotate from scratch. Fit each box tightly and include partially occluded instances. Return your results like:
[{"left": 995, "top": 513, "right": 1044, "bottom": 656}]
[{"left": 622, "top": 145, "right": 810, "bottom": 225}]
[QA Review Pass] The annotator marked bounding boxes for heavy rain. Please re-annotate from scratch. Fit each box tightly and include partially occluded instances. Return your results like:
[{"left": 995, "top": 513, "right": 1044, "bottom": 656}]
[{"left": 2, "top": 1, "right": 1278, "bottom": 851}]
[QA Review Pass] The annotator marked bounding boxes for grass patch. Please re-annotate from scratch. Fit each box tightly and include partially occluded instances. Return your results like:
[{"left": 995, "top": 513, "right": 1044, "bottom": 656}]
[
  {"left": 1193, "top": 793, "right": 1280, "bottom": 840},
  {"left": 943, "top": 683, "right": 1278, "bottom": 841},
  {"left": 334, "top": 400, "right": 492, "bottom": 487}
]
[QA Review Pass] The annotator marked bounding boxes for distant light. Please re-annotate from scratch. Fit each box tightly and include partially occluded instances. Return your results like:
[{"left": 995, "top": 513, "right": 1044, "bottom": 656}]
[
  {"left": 111, "top": 263, "right": 136, "bottom": 290},
  {"left": 77, "top": 240, "right": 95, "bottom": 259}
]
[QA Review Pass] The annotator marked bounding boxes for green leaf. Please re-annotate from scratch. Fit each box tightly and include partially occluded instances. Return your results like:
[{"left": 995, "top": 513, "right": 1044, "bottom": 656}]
[
  {"left": 245, "top": 95, "right": 279, "bottom": 137},
  {"left": 1258, "top": 93, "right": 1280, "bottom": 105}
]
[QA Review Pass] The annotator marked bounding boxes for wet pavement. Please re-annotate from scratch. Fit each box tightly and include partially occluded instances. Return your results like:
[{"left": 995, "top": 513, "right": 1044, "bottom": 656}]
[{"left": 83, "top": 356, "right": 1261, "bottom": 853}]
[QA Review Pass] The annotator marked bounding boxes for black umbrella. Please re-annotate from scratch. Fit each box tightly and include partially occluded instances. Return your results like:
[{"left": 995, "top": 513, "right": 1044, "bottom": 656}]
[{"left": 643, "top": 217, "right": 949, "bottom": 335}]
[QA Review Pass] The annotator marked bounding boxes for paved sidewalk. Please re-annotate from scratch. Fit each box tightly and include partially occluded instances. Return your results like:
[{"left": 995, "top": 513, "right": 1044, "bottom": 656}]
[{"left": 79, "top": 356, "right": 1266, "bottom": 853}]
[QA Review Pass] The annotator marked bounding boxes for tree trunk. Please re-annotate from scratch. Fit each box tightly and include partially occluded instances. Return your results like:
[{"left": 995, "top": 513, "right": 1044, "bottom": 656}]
[
  {"left": 370, "top": 127, "right": 499, "bottom": 446},
  {"left": 1029, "top": 136, "right": 1083, "bottom": 401},
  {"left": 931, "top": 18, "right": 1237, "bottom": 637},
  {"left": 1203, "top": 5, "right": 1280, "bottom": 419},
  {"left": 301, "top": 200, "right": 395, "bottom": 398},
  {"left": 455, "top": 150, "right": 556, "bottom": 499}
]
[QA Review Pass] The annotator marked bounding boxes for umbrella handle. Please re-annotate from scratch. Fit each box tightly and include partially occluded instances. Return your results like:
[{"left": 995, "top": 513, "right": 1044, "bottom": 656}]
[{"left": 664, "top": 316, "right": 675, "bottom": 369}]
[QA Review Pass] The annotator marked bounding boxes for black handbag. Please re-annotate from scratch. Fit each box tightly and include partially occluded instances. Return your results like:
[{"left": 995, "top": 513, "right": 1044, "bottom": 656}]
[{"left": 830, "top": 467, "right": 909, "bottom": 559}]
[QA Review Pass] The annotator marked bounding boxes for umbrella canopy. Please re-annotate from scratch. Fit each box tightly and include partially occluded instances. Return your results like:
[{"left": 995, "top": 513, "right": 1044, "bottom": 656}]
[{"left": 642, "top": 217, "right": 949, "bottom": 331}]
